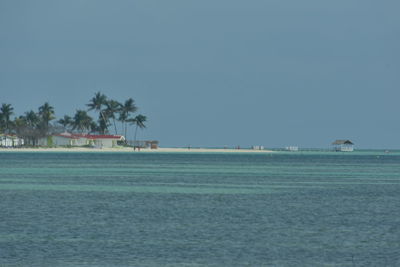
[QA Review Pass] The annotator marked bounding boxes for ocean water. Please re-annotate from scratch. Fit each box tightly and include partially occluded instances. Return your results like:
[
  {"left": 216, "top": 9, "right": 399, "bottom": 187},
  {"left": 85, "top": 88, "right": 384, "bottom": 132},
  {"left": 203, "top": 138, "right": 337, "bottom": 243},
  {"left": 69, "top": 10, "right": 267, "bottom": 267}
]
[{"left": 0, "top": 151, "right": 399, "bottom": 266}]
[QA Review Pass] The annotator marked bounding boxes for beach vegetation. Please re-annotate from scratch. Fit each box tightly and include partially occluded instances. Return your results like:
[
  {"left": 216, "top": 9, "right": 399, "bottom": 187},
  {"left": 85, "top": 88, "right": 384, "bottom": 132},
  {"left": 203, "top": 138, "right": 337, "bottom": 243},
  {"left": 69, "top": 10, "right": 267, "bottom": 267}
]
[
  {"left": 13, "top": 110, "right": 41, "bottom": 146},
  {"left": 119, "top": 98, "right": 137, "bottom": 143},
  {"left": 87, "top": 92, "right": 109, "bottom": 134},
  {"left": 57, "top": 115, "right": 73, "bottom": 132},
  {"left": 47, "top": 136, "right": 54, "bottom": 147},
  {"left": 0, "top": 103, "right": 14, "bottom": 134},
  {"left": 72, "top": 110, "right": 94, "bottom": 133},
  {"left": 130, "top": 114, "right": 147, "bottom": 146},
  {"left": 38, "top": 102, "right": 55, "bottom": 136},
  {"left": 104, "top": 99, "right": 122, "bottom": 135},
  {"left": 1, "top": 93, "right": 147, "bottom": 147}
]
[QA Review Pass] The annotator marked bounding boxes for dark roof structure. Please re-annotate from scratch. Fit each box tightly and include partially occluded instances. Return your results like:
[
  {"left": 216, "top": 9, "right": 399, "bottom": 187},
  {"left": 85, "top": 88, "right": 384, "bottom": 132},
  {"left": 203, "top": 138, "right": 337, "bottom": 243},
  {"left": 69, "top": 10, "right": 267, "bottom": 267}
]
[{"left": 332, "top": 140, "right": 354, "bottom": 145}]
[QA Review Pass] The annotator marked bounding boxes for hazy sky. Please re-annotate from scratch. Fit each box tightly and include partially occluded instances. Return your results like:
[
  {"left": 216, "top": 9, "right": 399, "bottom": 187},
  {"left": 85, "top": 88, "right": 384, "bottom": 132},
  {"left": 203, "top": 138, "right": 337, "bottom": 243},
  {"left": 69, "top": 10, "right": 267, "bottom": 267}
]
[{"left": 1, "top": 0, "right": 399, "bottom": 148}]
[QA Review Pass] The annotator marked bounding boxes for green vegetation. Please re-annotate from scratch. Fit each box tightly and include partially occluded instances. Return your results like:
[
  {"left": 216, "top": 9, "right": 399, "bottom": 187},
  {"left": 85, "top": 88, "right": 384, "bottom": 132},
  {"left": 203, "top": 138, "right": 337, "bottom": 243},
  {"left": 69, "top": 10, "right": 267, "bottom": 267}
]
[
  {"left": 0, "top": 103, "right": 14, "bottom": 134},
  {"left": 131, "top": 114, "right": 147, "bottom": 145},
  {"left": 0, "top": 92, "right": 147, "bottom": 146},
  {"left": 119, "top": 98, "right": 138, "bottom": 142}
]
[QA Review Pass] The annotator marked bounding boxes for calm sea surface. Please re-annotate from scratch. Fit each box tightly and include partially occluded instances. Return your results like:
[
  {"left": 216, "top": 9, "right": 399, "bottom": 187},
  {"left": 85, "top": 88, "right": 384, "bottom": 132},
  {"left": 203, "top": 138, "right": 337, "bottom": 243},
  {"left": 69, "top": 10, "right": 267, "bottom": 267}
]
[{"left": 1, "top": 151, "right": 400, "bottom": 266}]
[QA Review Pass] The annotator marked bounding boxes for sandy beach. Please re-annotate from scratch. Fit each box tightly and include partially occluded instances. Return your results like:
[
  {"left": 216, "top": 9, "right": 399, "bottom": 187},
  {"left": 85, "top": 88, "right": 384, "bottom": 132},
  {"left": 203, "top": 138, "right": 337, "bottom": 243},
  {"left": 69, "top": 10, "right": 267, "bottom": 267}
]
[{"left": 0, "top": 147, "right": 274, "bottom": 153}]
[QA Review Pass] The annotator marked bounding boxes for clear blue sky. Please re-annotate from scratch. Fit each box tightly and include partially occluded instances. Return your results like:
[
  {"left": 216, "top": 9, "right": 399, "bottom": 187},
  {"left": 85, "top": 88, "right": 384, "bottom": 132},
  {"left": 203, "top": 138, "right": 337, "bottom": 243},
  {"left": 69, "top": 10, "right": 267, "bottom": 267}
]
[{"left": 1, "top": 0, "right": 399, "bottom": 148}]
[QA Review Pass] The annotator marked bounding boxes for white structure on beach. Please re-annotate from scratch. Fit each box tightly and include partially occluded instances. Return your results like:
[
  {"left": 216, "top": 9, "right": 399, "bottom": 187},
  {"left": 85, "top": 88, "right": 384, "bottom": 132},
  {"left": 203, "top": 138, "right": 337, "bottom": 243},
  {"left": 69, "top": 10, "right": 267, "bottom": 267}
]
[
  {"left": 38, "top": 133, "right": 125, "bottom": 148},
  {"left": 88, "top": 134, "right": 125, "bottom": 148},
  {"left": 332, "top": 140, "right": 354, "bottom": 152},
  {"left": 38, "top": 132, "right": 79, "bottom": 147},
  {"left": 285, "top": 146, "right": 299, "bottom": 151},
  {"left": 0, "top": 134, "right": 24, "bottom": 147},
  {"left": 130, "top": 140, "right": 159, "bottom": 149}
]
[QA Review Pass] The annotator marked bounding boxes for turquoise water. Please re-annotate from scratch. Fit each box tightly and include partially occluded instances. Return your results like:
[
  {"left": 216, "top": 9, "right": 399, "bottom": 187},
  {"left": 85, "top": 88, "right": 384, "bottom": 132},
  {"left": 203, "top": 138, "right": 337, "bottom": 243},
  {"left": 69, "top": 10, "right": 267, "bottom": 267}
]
[{"left": 1, "top": 151, "right": 399, "bottom": 266}]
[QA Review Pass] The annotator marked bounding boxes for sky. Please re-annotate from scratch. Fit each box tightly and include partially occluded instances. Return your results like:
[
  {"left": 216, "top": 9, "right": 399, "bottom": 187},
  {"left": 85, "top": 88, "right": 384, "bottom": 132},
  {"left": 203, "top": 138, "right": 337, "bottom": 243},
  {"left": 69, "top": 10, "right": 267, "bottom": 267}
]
[{"left": 0, "top": 0, "right": 399, "bottom": 148}]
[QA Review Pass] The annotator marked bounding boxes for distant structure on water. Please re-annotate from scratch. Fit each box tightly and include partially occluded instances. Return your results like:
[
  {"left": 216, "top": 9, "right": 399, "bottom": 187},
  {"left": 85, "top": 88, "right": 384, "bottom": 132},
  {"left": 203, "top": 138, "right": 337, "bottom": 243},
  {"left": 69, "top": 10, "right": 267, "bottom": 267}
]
[
  {"left": 252, "top": 145, "right": 264, "bottom": 150},
  {"left": 332, "top": 140, "right": 354, "bottom": 152}
]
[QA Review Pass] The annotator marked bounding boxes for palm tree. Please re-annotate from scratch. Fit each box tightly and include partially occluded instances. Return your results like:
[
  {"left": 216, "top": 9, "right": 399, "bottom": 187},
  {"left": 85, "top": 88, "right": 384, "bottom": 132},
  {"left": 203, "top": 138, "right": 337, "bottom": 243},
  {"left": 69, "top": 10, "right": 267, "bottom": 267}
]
[
  {"left": 13, "top": 116, "right": 28, "bottom": 137},
  {"left": 25, "top": 111, "right": 40, "bottom": 128},
  {"left": 72, "top": 110, "right": 93, "bottom": 133},
  {"left": 105, "top": 100, "right": 122, "bottom": 135},
  {"left": 87, "top": 92, "right": 108, "bottom": 133},
  {"left": 89, "top": 121, "right": 100, "bottom": 134},
  {"left": 24, "top": 111, "right": 41, "bottom": 146},
  {"left": 0, "top": 103, "right": 14, "bottom": 134},
  {"left": 130, "top": 114, "right": 147, "bottom": 146},
  {"left": 96, "top": 113, "right": 110, "bottom": 134},
  {"left": 38, "top": 102, "right": 55, "bottom": 135},
  {"left": 119, "top": 98, "right": 137, "bottom": 140},
  {"left": 57, "top": 115, "right": 73, "bottom": 131}
]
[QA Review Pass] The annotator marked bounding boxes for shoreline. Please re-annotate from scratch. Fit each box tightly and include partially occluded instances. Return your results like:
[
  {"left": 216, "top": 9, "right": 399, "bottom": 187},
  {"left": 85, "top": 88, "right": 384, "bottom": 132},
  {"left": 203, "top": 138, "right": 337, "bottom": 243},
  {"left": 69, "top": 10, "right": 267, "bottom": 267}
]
[{"left": 0, "top": 147, "right": 275, "bottom": 153}]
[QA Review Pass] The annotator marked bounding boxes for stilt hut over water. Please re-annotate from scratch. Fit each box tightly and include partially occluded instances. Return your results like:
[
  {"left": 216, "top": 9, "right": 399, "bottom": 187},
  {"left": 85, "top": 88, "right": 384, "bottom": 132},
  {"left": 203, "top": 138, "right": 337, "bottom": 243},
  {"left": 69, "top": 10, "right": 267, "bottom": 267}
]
[{"left": 332, "top": 140, "right": 354, "bottom": 152}]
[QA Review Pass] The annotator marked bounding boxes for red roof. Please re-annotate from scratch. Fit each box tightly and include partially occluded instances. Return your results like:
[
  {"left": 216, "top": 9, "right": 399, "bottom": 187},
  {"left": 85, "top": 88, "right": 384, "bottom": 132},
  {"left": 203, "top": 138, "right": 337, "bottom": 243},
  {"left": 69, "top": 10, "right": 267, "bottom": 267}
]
[
  {"left": 55, "top": 133, "right": 123, "bottom": 140},
  {"left": 55, "top": 133, "right": 79, "bottom": 139},
  {"left": 85, "top": 134, "right": 123, "bottom": 140}
]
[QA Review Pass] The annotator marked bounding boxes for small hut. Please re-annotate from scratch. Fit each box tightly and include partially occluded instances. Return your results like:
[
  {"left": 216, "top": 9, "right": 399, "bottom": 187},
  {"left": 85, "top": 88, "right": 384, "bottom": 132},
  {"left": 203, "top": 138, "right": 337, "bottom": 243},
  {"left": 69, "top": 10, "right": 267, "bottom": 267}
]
[
  {"left": 332, "top": 140, "right": 354, "bottom": 152},
  {"left": 146, "top": 140, "right": 159, "bottom": 149},
  {"left": 131, "top": 140, "right": 159, "bottom": 149}
]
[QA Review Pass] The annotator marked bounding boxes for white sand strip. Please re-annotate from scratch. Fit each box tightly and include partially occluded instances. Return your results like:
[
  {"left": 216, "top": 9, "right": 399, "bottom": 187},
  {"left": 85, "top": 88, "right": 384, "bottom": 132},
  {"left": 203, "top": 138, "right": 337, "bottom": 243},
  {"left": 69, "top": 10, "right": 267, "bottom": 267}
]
[{"left": 0, "top": 147, "right": 274, "bottom": 153}]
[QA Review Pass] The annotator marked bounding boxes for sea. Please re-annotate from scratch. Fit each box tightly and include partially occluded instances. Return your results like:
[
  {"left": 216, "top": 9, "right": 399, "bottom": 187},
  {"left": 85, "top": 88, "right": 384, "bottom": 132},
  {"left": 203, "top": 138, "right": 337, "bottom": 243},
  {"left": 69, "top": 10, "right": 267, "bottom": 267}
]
[{"left": 0, "top": 151, "right": 399, "bottom": 266}]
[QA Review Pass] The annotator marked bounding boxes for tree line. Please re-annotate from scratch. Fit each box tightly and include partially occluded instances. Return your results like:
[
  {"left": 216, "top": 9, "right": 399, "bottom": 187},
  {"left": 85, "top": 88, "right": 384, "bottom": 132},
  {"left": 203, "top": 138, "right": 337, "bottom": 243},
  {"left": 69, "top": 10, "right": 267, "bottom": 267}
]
[{"left": 0, "top": 92, "right": 147, "bottom": 146}]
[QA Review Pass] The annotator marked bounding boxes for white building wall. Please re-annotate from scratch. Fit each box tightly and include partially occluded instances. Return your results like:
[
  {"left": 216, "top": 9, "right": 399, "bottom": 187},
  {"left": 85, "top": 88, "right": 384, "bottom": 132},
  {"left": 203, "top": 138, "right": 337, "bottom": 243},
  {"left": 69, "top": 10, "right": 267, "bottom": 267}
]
[
  {"left": 29, "top": 135, "right": 120, "bottom": 148},
  {"left": 12, "top": 138, "right": 24, "bottom": 146},
  {"left": 1, "top": 137, "right": 14, "bottom": 147},
  {"left": 94, "top": 139, "right": 115, "bottom": 148},
  {"left": 37, "top": 138, "right": 47, "bottom": 146},
  {"left": 340, "top": 145, "right": 354, "bottom": 152},
  {"left": 74, "top": 138, "right": 88, "bottom": 146},
  {"left": 38, "top": 136, "right": 85, "bottom": 146},
  {"left": 334, "top": 144, "right": 354, "bottom": 152},
  {"left": 53, "top": 136, "right": 73, "bottom": 146},
  {"left": 0, "top": 137, "right": 23, "bottom": 147}
]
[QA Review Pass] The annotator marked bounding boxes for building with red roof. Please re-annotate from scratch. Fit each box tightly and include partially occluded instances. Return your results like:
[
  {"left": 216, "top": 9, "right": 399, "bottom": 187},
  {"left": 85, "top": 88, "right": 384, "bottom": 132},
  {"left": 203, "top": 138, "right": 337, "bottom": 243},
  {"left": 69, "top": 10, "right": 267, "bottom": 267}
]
[{"left": 38, "top": 132, "right": 125, "bottom": 148}]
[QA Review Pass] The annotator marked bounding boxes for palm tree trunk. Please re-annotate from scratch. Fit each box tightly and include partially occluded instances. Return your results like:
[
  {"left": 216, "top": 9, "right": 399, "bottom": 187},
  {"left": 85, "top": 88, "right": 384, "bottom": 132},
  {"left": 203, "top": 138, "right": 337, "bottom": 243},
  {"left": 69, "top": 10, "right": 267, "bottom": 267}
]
[
  {"left": 134, "top": 124, "right": 139, "bottom": 149},
  {"left": 124, "top": 122, "right": 127, "bottom": 144},
  {"left": 113, "top": 119, "right": 118, "bottom": 135},
  {"left": 100, "top": 110, "right": 108, "bottom": 133}
]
